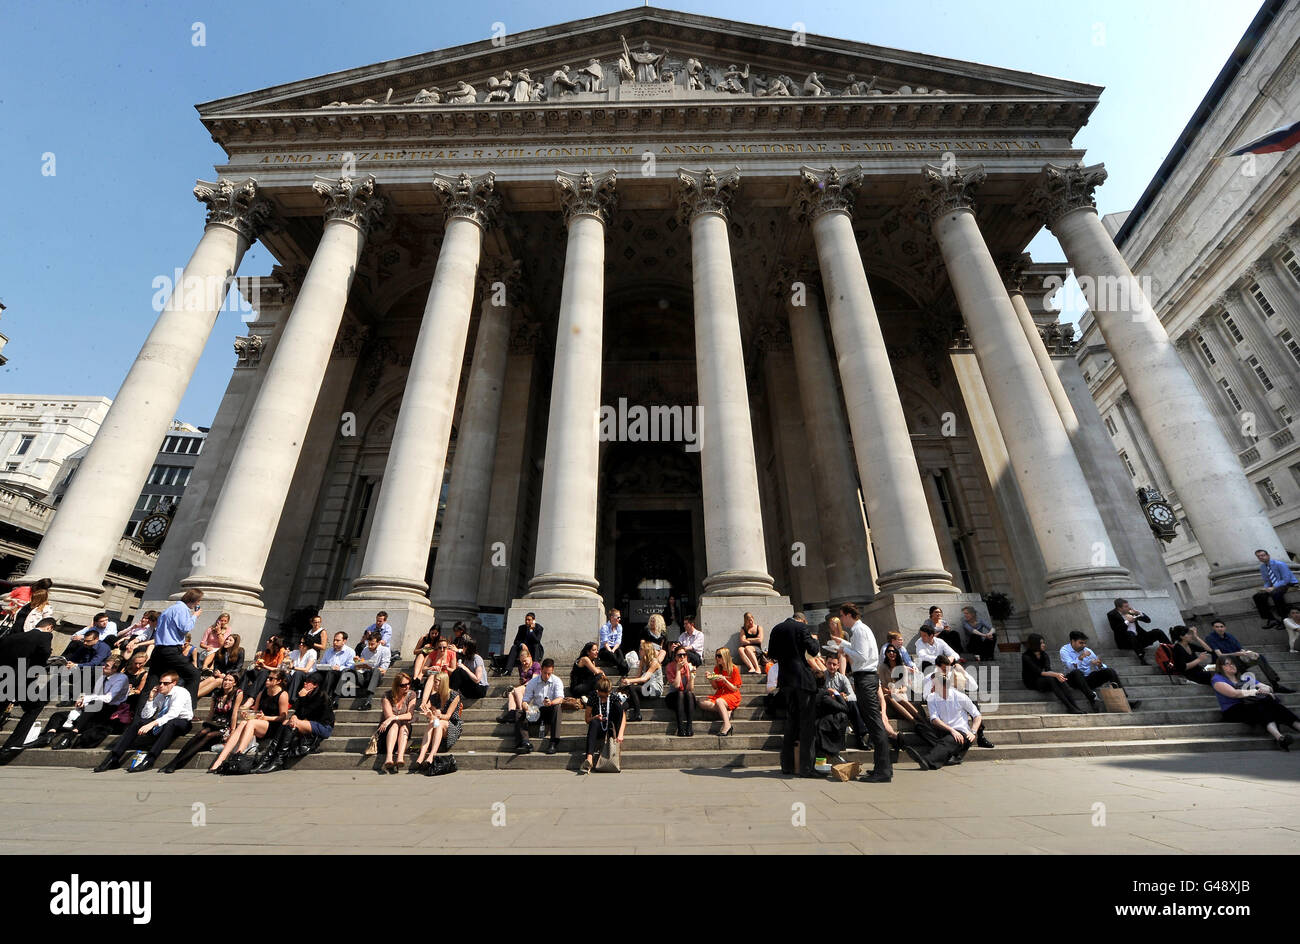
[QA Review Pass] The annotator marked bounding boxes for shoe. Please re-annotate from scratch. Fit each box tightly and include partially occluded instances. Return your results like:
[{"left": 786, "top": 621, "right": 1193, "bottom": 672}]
[
  {"left": 685, "top": 721, "right": 694, "bottom": 737},
  {"left": 1136, "top": 650, "right": 1148, "bottom": 666},
  {"left": 381, "top": 761, "right": 395, "bottom": 774},
  {"left": 1276, "top": 735, "right": 1293, "bottom": 751},
  {"left": 976, "top": 731, "right": 995, "bottom": 749},
  {"left": 515, "top": 741, "right": 532, "bottom": 755},
  {"left": 1127, "top": 699, "right": 1142, "bottom": 712},
  {"left": 627, "top": 709, "right": 643, "bottom": 722},
  {"left": 160, "top": 764, "right": 178, "bottom": 774},
  {"left": 718, "top": 726, "right": 732, "bottom": 737},
  {"left": 853, "top": 736, "right": 870, "bottom": 751},
  {"left": 859, "top": 771, "right": 892, "bottom": 783},
  {"left": 1275, "top": 685, "right": 1296, "bottom": 694},
  {"left": 580, "top": 757, "right": 592, "bottom": 773},
  {"left": 127, "top": 756, "right": 155, "bottom": 773},
  {"left": 828, "top": 753, "right": 846, "bottom": 766},
  {"left": 93, "top": 755, "right": 120, "bottom": 773},
  {"left": 354, "top": 699, "right": 373, "bottom": 712},
  {"left": 544, "top": 741, "right": 558, "bottom": 755},
  {"left": 254, "top": 751, "right": 286, "bottom": 774},
  {"left": 1088, "top": 696, "right": 1102, "bottom": 713},
  {"left": 903, "top": 746, "right": 934, "bottom": 771}
]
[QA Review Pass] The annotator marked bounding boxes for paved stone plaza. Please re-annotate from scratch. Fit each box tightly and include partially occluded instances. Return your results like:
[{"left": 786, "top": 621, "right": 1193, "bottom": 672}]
[{"left": 3, "top": 751, "right": 1297, "bottom": 854}]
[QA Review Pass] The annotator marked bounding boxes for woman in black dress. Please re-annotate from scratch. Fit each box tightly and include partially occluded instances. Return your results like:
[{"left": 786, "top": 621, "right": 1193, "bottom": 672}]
[
  {"left": 580, "top": 676, "right": 626, "bottom": 773},
  {"left": 163, "top": 673, "right": 242, "bottom": 772},
  {"left": 1170, "top": 626, "right": 1214, "bottom": 685},
  {"left": 1021, "top": 633, "right": 1087, "bottom": 713},
  {"left": 569, "top": 642, "right": 605, "bottom": 703},
  {"left": 209, "top": 669, "right": 289, "bottom": 772}
]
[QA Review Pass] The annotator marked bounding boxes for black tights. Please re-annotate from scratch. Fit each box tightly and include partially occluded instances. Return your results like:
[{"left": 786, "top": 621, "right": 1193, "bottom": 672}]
[
  {"left": 665, "top": 690, "right": 693, "bottom": 728},
  {"left": 166, "top": 727, "right": 228, "bottom": 770}
]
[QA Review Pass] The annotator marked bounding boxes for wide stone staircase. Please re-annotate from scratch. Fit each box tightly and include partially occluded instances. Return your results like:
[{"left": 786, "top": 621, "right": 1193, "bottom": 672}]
[{"left": 5, "top": 642, "right": 1298, "bottom": 772}]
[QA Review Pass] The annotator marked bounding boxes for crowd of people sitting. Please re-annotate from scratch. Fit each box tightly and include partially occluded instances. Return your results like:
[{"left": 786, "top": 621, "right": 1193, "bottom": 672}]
[{"left": 2, "top": 573, "right": 1299, "bottom": 773}]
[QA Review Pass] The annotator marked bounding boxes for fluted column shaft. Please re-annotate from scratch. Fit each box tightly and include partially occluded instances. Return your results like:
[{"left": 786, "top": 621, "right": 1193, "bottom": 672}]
[
  {"left": 528, "top": 170, "right": 616, "bottom": 597},
  {"left": 782, "top": 273, "right": 874, "bottom": 601},
  {"left": 925, "top": 166, "right": 1128, "bottom": 593},
  {"left": 350, "top": 174, "right": 495, "bottom": 600},
  {"left": 679, "top": 168, "right": 776, "bottom": 596},
  {"left": 1034, "top": 162, "right": 1286, "bottom": 583},
  {"left": 427, "top": 263, "right": 516, "bottom": 618},
  {"left": 185, "top": 176, "right": 382, "bottom": 602},
  {"left": 1199, "top": 316, "right": 1272, "bottom": 431},
  {"left": 1224, "top": 290, "right": 1300, "bottom": 420},
  {"left": 32, "top": 178, "right": 265, "bottom": 608},
  {"left": 800, "top": 166, "right": 956, "bottom": 594},
  {"left": 1175, "top": 337, "right": 1244, "bottom": 447}
]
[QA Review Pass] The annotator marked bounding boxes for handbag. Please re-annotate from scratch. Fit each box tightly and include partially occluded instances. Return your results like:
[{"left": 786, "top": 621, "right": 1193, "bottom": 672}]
[
  {"left": 364, "top": 730, "right": 380, "bottom": 756},
  {"left": 110, "top": 701, "right": 133, "bottom": 726},
  {"left": 594, "top": 732, "right": 622, "bottom": 773},
  {"left": 1098, "top": 683, "right": 1130, "bottom": 713}
]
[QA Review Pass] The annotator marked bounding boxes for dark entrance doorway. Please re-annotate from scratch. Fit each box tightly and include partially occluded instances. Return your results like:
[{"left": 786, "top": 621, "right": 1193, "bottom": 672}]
[{"left": 613, "top": 509, "right": 694, "bottom": 624}]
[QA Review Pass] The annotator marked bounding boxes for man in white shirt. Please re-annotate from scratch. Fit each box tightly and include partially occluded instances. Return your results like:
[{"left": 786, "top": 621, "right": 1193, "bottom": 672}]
[
  {"left": 95, "top": 671, "right": 194, "bottom": 772},
  {"left": 348, "top": 633, "right": 392, "bottom": 711},
  {"left": 914, "top": 623, "right": 960, "bottom": 670},
  {"left": 837, "top": 602, "right": 892, "bottom": 782},
  {"left": 515, "top": 658, "right": 564, "bottom": 755},
  {"left": 677, "top": 616, "right": 705, "bottom": 667},
  {"left": 904, "top": 656, "right": 982, "bottom": 770}
]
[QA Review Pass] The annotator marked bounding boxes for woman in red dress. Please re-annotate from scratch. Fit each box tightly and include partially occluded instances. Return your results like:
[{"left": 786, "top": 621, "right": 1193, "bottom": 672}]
[{"left": 698, "top": 647, "right": 742, "bottom": 737}]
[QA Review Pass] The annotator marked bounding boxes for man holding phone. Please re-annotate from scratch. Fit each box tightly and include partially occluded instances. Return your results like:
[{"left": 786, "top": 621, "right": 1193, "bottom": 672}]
[{"left": 145, "top": 588, "right": 204, "bottom": 705}]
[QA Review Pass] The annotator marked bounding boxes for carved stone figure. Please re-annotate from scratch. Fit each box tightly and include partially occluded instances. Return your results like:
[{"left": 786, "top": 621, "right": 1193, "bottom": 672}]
[
  {"left": 620, "top": 35, "right": 667, "bottom": 83},
  {"left": 485, "top": 71, "right": 513, "bottom": 102},
  {"left": 802, "top": 72, "right": 828, "bottom": 96},
  {"left": 759, "top": 74, "right": 794, "bottom": 96},
  {"left": 581, "top": 58, "right": 605, "bottom": 92},
  {"left": 412, "top": 87, "right": 442, "bottom": 104},
  {"left": 552, "top": 64, "right": 580, "bottom": 96},
  {"left": 445, "top": 80, "right": 476, "bottom": 104},
  {"left": 684, "top": 57, "right": 706, "bottom": 90},
  {"left": 842, "top": 73, "right": 875, "bottom": 96},
  {"left": 530, "top": 80, "right": 547, "bottom": 101},
  {"left": 717, "top": 64, "right": 750, "bottom": 94},
  {"left": 511, "top": 68, "right": 533, "bottom": 102}
]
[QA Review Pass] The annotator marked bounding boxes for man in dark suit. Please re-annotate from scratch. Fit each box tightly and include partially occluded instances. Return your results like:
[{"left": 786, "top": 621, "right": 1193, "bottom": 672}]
[
  {"left": 768, "top": 612, "right": 820, "bottom": 777},
  {"left": 0, "top": 617, "right": 56, "bottom": 756},
  {"left": 1106, "top": 598, "right": 1169, "bottom": 665},
  {"left": 503, "top": 612, "right": 544, "bottom": 674}
]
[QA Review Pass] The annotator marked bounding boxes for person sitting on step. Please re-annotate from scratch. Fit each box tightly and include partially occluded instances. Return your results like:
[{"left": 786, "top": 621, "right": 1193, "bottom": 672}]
[
  {"left": 280, "top": 634, "right": 318, "bottom": 700},
  {"left": 198, "top": 633, "right": 244, "bottom": 700},
  {"left": 960, "top": 606, "right": 997, "bottom": 662},
  {"left": 1252, "top": 548, "right": 1298, "bottom": 630},
  {"left": 665, "top": 644, "right": 697, "bottom": 737},
  {"left": 348, "top": 630, "right": 391, "bottom": 711},
  {"left": 815, "top": 664, "right": 853, "bottom": 768},
  {"left": 597, "top": 609, "right": 628, "bottom": 674},
  {"left": 254, "top": 671, "right": 334, "bottom": 773},
  {"left": 737, "top": 612, "right": 766, "bottom": 675},
  {"left": 238, "top": 635, "right": 287, "bottom": 707},
  {"left": 316, "top": 631, "right": 357, "bottom": 704},
  {"left": 903, "top": 655, "right": 982, "bottom": 770},
  {"left": 1284, "top": 607, "right": 1300, "bottom": 654},
  {"left": 580, "top": 676, "right": 626, "bottom": 773},
  {"left": 921, "top": 606, "right": 963, "bottom": 655},
  {"left": 416, "top": 638, "right": 457, "bottom": 706},
  {"left": 1212, "top": 654, "right": 1300, "bottom": 750},
  {"left": 823, "top": 650, "right": 871, "bottom": 751},
  {"left": 376, "top": 672, "right": 417, "bottom": 772},
  {"left": 1020, "top": 633, "right": 1087, "bottom": 713},
  {"left": 503, "top": 613, "right": 543, "bottom": 674},
  {"left": 697, "top": 647, "right": 742, "bottom": 736},
  {"left": 1170, "top": 625, "right": 1215, "bottom": 685},
  {"left": 677, "top": 616, "right": 705, "bottom": 667},
  {"left": 515, "top": 658, "right": 563, "bottom": 755},
  {"left": 1203, "top": 619, "right": 1294, "bottom": 693},
  {"left": 161, "top": 672, "right": 241, "bottom": 772},
  {"left": 448, "top": 638, "right": 488, "bottom": 700},
  {"left": 619, "top": 639, "right": 662, "bottom": 722},
  {"left": 209, "top": 668, "right": 289, "bottom": 773},
  {"left": 1059, "top": 632, "right": 1142, "bottom": 712},
  {"left": 569, "top": 642, "right": 605, "bottom": 705},
  {"left": 763, "top": 658, "right": 784, "bottom": 719},
  {"left": 913, "top": 622, "right": 960, "bottom": 672},
  {"left": 499, "top": 643, "right": 542, "bottom": 724},
  {"left": 1106, "top": 598, "right": 1170, "bottom": 666},
  {"left": 94, "top": 670, "right": 194, "bottom": 773},
  {"left": 410, "top": 625, "right": 443, "bottom": 684},
  {"left": 36, "top": 655, "right": 130, "bottom": 747}
]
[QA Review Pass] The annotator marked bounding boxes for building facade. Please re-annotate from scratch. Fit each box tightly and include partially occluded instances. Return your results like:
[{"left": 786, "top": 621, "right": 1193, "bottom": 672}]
[
  {"left": 0, "top": 395, "right": 110, "bottom": 500},
  {"left": 29, "top": 8, "right": 1290, "bottom": 656},
  {"left": 1079, "top": 0, "right": 1300, "bottom": 615}
]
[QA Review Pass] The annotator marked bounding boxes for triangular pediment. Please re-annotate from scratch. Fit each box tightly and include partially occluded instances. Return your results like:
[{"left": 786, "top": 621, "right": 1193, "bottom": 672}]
[{"left": 197, "top": 6, "right": 1100, "bottom": 128}]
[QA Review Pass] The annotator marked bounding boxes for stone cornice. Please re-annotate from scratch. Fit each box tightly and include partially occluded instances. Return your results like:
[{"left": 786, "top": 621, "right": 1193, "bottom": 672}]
[
  {"left": 555, "top": 169, "right": 617, "bottom": 226},
  {"left": 676, "top": 166, "right": 740, "bottom": 223},
  {"left": 432, "top": 171, "right": 499, "bottom": 228},
  {"left": 312, "top": 174, "right": 386, "bottom": 230},
  {"left": 193, "top": 177, "right": 270, "bottom": 242}
]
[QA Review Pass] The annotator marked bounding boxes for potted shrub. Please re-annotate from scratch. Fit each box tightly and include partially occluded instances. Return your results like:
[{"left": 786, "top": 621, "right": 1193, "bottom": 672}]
[{"left": 981, "top": 591, "right": 1020, "bottom": 652}]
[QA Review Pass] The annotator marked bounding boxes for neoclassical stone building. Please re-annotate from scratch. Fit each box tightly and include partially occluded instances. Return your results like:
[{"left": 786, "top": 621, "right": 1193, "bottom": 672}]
[
  {"left": 29, "top": 8, "right": 1285, "bottom": 655},
  {"left": 1080, "top": 0, "right": 1300, "bottom": 616}
]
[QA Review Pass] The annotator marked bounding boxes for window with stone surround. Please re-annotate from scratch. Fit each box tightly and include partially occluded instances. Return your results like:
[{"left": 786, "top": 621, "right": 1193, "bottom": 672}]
[
  {"left": 1119, "top": 449, "right": 1136, "bottom": 478},
  {"left": 1290, "top": 463, "right": 1300, "bottom": 493},
  {"left": 1104, "top": 415, "right": 1118, "bottom": 436},
  {"left": 1257, "top": 476, "right": 1285, "bottom": 508},
  {"left": 1249, "top": 282, "right": 1276, "bottom": 318},
  {"left": 1246, "top": 355, "right": 1274, "bottom": 391},
  {"left": 14, "top": 435, "right": 33, "bottom": 456},
  {"left": 1218, "top": 378, "right": 1243, "bottom": 412},
  {"left": 1282, "top": 330, "right": 1300, "bottom": 368},
  {"left": 1196, "top": 335, "right": 1216, "bottom": 364},
  {"left": 1221, "top": 311, "right": 1244, "bottom": 343},
  {"left": 1283, "top": 249, "right": 1300, "bottom": 285},
  {"left": 1278, "top": 405, "right": 1294, "bottom": 427}
]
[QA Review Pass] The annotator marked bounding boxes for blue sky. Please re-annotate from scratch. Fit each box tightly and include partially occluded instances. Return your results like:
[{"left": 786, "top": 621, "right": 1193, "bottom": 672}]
[{"left": 0, "top": 0, "right": 1263, "bottom": 426}]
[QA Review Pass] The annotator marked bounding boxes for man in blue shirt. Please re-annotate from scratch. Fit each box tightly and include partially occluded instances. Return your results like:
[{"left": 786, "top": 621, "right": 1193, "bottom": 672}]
[
  {"left": 597, "top": 609, "right": 627, "bottom": 673},
  {"left": 144, "top": 589, "right": 203, "bottom": 705},
  {"left": 364, "top": 611, "right": 391, "bottom": 647},
  {"left": 1059, "top": 631, "right": 1142, "bottom": 712},
  {"left": 316, "top": 631, "right": 356, "bottom": 703},
  {"left": 1253, "top": 549, "right": 1298, "bottom": 628},
  {"left": 1203, "top": 619, "right": 1293, "bottom": 693}
]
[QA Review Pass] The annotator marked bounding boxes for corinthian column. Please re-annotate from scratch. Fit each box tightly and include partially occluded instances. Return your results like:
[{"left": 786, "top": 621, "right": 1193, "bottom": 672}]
[
  {"left": 31, "top": 178, "right": 267, "bottom": 621},
  {"left": 1029, "top": 162, "right": 1288, "bottom": 592},
  {"left": 183, "top": 175, "right": 384, "bottom": 616},
  {"left": 349, "top": 172, "right": 497, "bottom": 607},
  {"left": 921, "top": 164, "right": 1130, "bottom": 597},
  {"left": 798, "top": 166, "right": 957, "bottom": 600},
  {"left": 427, "top": 258, "right": 519, "bottom": 623},
  {"left": 1003, "top": 254, "right": 1080, "bottom": 436}
]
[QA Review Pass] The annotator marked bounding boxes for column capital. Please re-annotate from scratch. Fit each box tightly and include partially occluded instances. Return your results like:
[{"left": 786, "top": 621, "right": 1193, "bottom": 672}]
[
  {"left": 1023, "top": 162, "right": 1108, "bottom": 230},
  {"left": 233, "top": 333, "right": 265, "bottom": 368},
  {"left": 312, "top": 174, "right": 386, "bottom": 231},
  {"left": 676, "top": 166, "right": 741, "bottom": 223},
  {"left": 194, "top": 177, "right": 270, "bottom": 243},
  {"left": 1174, "top": 334, "right": 1194, "bottom": 353},
  {"left": 1239, "top": 263, "right": 1261, "bottom": 284},
  {"left": 916, "top": 162, "right": 987, "bottom": 223},
  {"left": 1117, "top": 389, "right": 1135, "bottom": 408},
  {"left": 999, "top": 251, "right": 1032, "bottom": 295},
  {"left": 433, "top": 171, "right": 499, "bottom": 228},
  {"left": 795, "top": 164, "right": 862, "bottom": 221},
  {"left": 555, "top": 169, "right": 617, "bottom": 226}
]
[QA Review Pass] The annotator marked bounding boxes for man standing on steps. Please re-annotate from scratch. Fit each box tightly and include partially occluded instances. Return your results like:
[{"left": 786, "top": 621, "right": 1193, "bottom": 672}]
[
  {"left": 146, "top": 589, "right": 203, "bottom": 706},
  {"left": 1253, "top": 549, "right": 1298, "bottom": 630},
  {"left": 837, "top": 602, "right": 893, "bottom": 784},
  {"left": 0, "top": 617, "right": 56, "bottom": 757},
  {"left": 768, "top": 612, "right": 820, "bottom": 777}
]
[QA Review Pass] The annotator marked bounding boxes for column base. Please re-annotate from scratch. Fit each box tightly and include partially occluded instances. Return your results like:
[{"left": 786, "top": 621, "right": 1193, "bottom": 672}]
[
  {"left": 698, "top": 594, "right": 792, "bottom": 653},
  {"left": 701, "top": 570, "right": 778, "bottom": 597},
  {"left": 179, "top": 575, "right": 265, "bottom": 609},
  {"left": 1043, "top": 565, "right": 1135, "bottom": 596},
  {"left": 1207, "top": 562, "right": 1275, "bottom": 595},
  {"left": 145, "top": 595, "right": 272, "bottom": 651},
  {"left": 875, "top": 568, "right": 961, "bottom": 595},
  {"left": 1028, "top": 589, "right": 1182, "bottom": 653},
  {"left": 526, "top": 572, "right": 601, "bottom": 598},
  {"left": 427, "top": 598, "right": 479, "bottom": 626},
  {"left": 317, "top": 597, "right": 435, "bottom": 659},
  {"left": 863, "top": 590, "right": 985, "bottom": 642},
  {"left": 505, "top": 595, "right": 606, "bottom": 664},
  {"left": 345, "top": 574, "right": 430, "bottom": 601}
]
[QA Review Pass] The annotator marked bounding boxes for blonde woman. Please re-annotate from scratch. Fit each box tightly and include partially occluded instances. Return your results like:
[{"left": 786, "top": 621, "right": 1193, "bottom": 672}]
[
  {"left": 20, "top": 588, "right": 54, "bottom": 633},
  {"left": 377, "top": 672, "right": 416, "bottom": 773},
  {"left": 737, "top": 612, "right": 765, "bottom": 674},
  {"left": 414, "top": 671, "right": 462, "bottom": 773},
  {"left": 698, "top": 647, "right": 742, "bottom": 736},
  {"left": 642, "top": 613, "right": 669, "bottom": 652},
  {"left": 194, "top": 611, "right": 231, "bottom": 667},
  {"left": 499, "top": 643, "right": 541, "bottom": 724},
  {"left": 619, "top": 639, "right": 663, "bottom": 722}
]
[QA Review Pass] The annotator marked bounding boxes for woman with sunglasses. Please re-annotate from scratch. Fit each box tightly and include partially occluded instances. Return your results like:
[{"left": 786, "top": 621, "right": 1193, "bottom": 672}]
[
  {"left": 417, "top": 639, "right": 458, "bottom": 709},
  {"left": 209, "top": 668, "right": 289, "bottom": 773},
  {"left": 377, "top": 672, "right": 417, "bottom": 773},
  {"left": 163, "top": 672, "right": 242, "bottom": 772},
  {"left": 698, "top": 647, "right": 742, "bottom": 736},
  {"left": 664, "top": 644, "right": 696, "bottom": 737},
  {"left": 197, "top": 633, "right": 244, "bottom": 699},
  {"left": 413, "top": 671, "right": 462, "bottom": 773}
]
